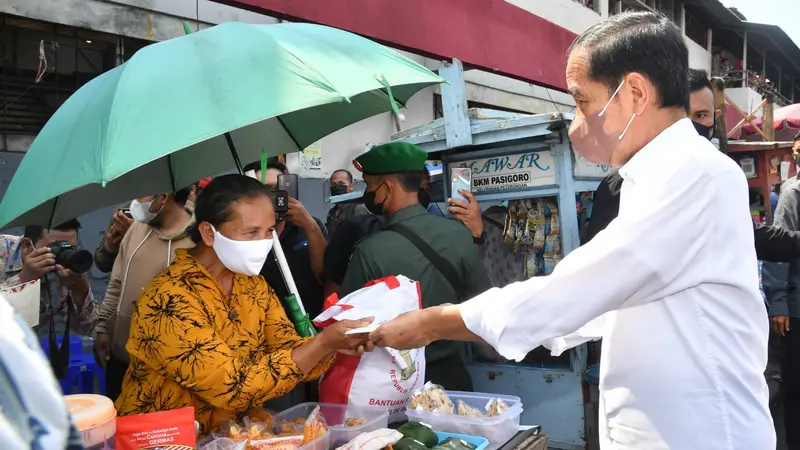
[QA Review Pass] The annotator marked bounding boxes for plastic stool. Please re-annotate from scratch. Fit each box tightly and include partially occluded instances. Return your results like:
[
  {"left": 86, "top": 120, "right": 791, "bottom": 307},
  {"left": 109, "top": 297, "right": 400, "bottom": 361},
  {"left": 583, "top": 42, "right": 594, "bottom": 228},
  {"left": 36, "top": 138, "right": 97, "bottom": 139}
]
[
  {"left": 40, "top": 335, "right": 83, "bottom": 356},
  {"left": 59, "top": 353, "right": 106, "bottom": 396}
]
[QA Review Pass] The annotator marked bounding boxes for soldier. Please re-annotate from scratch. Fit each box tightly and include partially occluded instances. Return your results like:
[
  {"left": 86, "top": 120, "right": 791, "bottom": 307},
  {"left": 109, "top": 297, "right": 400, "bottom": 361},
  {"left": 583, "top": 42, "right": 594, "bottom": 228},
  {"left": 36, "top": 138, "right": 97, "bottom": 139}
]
[{"left": 340, "top": 142, "right": 491, "bottom": 391}]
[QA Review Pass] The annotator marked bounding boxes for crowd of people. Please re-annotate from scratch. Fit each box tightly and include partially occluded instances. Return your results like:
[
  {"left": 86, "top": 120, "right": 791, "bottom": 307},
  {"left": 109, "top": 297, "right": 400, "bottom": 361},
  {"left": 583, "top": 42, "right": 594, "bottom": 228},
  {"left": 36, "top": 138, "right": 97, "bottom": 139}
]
[{"left": 3, "top": 9, "right": 800, "bottom": 450}]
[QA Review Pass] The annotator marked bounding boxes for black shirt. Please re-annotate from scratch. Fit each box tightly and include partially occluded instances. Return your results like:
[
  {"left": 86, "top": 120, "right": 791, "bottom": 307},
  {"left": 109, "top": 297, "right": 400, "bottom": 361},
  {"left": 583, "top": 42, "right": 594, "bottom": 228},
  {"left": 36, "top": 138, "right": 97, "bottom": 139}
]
[
  {"left": 260, "top": 218, "right": 328, "bottom": 319},
  {"left": 582, "top": 172, "right": 623, "bottom": 244},
  {"left": 322, "top": 214, "right": 384, "bottom": 286}
]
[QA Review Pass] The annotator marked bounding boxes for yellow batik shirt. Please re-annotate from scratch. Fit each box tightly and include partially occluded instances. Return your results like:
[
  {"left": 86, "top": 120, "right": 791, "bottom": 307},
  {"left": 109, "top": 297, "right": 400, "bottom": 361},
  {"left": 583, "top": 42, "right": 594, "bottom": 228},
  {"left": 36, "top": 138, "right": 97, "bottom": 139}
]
[{"left": 115, "top": 249, "right": 331, "bottom": 437}]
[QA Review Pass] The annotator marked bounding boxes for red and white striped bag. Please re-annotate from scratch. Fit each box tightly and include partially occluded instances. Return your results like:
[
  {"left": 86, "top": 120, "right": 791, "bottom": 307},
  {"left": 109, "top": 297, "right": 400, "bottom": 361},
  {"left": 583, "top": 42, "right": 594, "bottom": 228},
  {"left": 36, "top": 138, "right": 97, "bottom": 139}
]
[{"left": 313, "top": 275, "right": 426, "bottom": 423}]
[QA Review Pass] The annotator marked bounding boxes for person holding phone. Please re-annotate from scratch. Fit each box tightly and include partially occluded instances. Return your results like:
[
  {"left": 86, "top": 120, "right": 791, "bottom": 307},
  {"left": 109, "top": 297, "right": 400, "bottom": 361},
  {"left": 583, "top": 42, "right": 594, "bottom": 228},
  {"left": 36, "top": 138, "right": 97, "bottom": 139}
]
[
  {"left": 243, "top": 158, "right": 329, "bottom": 409},
  {"left": 94, "top": 184, "right": 198, "bottom": 401}
]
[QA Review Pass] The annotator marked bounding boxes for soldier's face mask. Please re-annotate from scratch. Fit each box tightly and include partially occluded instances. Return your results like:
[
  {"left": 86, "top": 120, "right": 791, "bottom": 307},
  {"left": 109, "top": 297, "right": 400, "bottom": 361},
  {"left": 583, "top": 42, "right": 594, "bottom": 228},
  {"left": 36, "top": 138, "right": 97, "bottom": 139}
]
[
  {"left": 363, "top": 182, "right": 388, "bottom": 216},
  {"left": 418, "top": 188, "right": 431, "bottom": 209}
]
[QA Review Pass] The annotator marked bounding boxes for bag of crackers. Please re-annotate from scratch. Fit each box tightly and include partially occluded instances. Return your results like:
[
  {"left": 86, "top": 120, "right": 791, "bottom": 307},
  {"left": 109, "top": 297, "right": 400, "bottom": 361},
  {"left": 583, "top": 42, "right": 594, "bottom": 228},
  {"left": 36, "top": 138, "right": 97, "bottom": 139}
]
[{"left": 201, "top": 406, "right": 328, "bottom": 450}]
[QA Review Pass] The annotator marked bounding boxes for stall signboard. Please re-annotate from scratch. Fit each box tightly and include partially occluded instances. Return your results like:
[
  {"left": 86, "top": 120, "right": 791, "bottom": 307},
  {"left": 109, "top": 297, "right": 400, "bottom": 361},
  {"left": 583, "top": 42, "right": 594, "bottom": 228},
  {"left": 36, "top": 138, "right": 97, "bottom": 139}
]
[
  {"left": 572, "top": 150, "right": 614, "bottom": 178},
  {"left": 452, "top": 150, "right": 555, "bottom": 194}
]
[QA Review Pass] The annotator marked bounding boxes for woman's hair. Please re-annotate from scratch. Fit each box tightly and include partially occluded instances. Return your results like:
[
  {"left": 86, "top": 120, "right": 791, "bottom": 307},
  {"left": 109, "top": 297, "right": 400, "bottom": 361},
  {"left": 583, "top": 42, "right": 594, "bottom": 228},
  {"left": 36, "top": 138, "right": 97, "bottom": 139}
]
[{"left": 189, "top": 174, "right": 271, "bottom": 243}]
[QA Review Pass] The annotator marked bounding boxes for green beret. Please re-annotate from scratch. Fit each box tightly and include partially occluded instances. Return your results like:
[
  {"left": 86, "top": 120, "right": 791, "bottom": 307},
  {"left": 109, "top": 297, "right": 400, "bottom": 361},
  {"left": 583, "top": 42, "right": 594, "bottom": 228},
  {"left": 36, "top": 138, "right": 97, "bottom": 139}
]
[{"left": 353, "top": 142, "right": 427, "bottom": 175}]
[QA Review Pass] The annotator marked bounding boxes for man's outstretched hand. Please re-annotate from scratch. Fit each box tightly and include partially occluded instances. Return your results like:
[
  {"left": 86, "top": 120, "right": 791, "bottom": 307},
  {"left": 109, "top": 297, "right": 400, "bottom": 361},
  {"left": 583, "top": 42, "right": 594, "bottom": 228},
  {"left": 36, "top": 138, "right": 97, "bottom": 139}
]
[{"left": 369, "top": 310, "right": 437, "bottom": 350}]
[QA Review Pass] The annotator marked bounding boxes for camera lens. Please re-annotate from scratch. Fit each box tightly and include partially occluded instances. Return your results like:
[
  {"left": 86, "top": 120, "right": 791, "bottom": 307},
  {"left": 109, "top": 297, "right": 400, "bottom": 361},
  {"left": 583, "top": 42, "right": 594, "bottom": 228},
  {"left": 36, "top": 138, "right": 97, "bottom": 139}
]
[{"left": 63, "top": 248, "right": 93, "bottom": 274}]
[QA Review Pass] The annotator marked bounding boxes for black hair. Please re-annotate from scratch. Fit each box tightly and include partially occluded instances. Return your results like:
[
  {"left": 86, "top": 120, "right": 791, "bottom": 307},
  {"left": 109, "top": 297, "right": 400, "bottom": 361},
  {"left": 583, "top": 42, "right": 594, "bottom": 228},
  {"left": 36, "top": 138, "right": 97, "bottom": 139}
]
[
  {"left": 23, "top": 218, "right": 81, "bottom": 242},
  {"left": 395, "top": 171, "right": 425, "bottom": 193},
  {"left": 189, "top": 174, "right": 271, "bottom": 244},
  {"left": 688, "top": 69, "right": 712, "bottom": 94},
  {"left": 173, "top": 184, "right": 195, "bottom": 205},
  {"left": 332, "top": 169, "right": 354, "bottom": 184},
  {"left": 242, "top": 157, "right": 288, "bottom": 176},
  {"left": 568, "top": 11, "right": 690, "bottom": 111},
  {"left": 794, "top": 131, "right": 800, "bottom": 142}
]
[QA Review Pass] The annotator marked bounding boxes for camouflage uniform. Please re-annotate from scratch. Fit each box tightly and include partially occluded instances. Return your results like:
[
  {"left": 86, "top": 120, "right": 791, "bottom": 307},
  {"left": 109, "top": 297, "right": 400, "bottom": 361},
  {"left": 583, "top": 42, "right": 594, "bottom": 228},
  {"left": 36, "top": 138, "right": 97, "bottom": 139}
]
[{"left": 0, "top": 234, "right": 97, "bottom": 341}]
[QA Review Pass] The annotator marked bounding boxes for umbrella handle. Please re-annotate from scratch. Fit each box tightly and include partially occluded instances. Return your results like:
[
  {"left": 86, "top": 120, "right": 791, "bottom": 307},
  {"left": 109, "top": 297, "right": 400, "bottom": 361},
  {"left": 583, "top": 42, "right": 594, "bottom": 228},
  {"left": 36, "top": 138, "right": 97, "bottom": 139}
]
[{"left": 272, "top": 238, "right": 306, "bottom": 315}]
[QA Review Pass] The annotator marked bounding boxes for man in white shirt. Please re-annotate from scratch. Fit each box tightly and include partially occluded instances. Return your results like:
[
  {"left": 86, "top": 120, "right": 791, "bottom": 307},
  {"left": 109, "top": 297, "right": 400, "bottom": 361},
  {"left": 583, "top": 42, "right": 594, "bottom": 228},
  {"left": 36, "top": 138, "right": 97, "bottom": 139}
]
[{"left": 370, "top": 11, "right": 774, "bottom": 450}]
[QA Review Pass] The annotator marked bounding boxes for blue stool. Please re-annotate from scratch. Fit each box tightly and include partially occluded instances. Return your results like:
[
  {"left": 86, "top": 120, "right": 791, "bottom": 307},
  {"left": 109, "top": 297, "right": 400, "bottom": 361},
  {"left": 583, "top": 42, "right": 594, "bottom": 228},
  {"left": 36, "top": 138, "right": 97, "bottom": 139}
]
[
  {"left": 40, "top": 335, "right": 83, "bottom": 356},
  {"left": 59, "top": 353, "right": 106, "bottom": 396}
]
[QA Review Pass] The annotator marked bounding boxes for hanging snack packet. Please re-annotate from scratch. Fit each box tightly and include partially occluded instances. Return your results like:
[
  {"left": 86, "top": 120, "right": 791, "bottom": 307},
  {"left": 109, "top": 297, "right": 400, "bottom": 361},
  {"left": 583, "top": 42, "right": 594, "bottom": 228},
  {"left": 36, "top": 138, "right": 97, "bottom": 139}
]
[{"left": 116, "top": 407, "right": 196, "bottom": 450}]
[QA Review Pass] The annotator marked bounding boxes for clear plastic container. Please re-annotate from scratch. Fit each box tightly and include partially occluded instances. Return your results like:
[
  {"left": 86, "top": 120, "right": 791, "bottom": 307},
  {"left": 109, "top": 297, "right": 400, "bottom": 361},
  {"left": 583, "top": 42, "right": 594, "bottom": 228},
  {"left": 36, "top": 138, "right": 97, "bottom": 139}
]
[
  {"left": 405, "top": 391, "right": 522, "bottom": 450},
  {"left": 64, "top": 394, "right": 116, "bottom": 450},
  {"left": 277, "top": 402, "right": 390, "bottom": 448}
]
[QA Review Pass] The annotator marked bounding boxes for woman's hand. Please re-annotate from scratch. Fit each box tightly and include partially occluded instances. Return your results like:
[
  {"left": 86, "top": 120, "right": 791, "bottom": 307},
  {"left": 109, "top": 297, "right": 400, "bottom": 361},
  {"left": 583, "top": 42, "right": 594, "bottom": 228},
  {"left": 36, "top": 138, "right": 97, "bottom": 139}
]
[{"left": 319, "top": 318, "right": 375, "bottom": 355}]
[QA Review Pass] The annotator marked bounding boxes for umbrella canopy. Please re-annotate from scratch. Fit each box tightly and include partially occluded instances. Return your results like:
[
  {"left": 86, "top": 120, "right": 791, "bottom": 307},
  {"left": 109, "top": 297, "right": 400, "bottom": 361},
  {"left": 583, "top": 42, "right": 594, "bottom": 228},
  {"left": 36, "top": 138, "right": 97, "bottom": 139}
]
[
  {"left": 742, "top": 103, "right": 800, "bottom": 135},
  {"left": 0, "top": 21, "right": 443, "bottom": 228}
]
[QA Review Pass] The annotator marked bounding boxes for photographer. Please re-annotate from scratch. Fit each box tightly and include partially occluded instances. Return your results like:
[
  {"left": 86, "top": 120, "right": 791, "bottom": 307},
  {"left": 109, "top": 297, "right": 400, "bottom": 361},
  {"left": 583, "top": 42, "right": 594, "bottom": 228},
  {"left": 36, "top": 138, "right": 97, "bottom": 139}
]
[{"left": 0, "top": 219, "right": 97, "bottom": 342}]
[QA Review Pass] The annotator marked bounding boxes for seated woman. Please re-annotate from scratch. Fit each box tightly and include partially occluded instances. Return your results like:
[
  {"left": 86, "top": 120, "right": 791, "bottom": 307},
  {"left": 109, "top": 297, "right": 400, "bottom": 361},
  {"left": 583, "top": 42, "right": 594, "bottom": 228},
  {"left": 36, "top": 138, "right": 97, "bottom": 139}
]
[{"left": 116, "top": 174, "right": 371, "bottom": 437}]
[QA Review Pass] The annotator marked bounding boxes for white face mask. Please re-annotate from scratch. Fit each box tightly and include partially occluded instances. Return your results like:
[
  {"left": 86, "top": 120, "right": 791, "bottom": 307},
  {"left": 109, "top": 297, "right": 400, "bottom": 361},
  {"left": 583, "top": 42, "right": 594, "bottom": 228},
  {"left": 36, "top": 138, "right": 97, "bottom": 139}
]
[
  {"left": 210, "top": 225, "right": 273, "bottom": 276},
  {"left": 130, "top": 197, "right": 163, "bottom": 224}
]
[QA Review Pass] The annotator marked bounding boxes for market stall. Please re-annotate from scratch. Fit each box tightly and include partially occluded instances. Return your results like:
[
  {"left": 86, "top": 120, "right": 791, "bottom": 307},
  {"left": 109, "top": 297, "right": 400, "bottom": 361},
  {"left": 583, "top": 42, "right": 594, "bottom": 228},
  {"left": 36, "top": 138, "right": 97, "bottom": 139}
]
[
  {"left": 726, "top": 140, "right": 797, "bottom": 223},
  {"left": 386, "top": 108, "right": 607, "bottom": 450}
]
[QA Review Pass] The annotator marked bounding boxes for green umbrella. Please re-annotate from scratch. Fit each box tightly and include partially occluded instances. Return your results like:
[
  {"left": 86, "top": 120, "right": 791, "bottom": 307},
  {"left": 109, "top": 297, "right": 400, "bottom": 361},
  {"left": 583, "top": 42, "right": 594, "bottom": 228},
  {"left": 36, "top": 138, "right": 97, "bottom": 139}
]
[{"left": 0, "top": 21, "right": 444, "bottom": 228}]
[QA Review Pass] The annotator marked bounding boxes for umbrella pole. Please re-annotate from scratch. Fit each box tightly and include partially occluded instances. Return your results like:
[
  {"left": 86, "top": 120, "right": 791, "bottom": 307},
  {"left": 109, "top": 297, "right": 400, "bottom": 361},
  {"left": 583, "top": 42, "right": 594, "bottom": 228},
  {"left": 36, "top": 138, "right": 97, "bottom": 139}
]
[
  {"left": 222, "top": 133, "right": 317, "bottom": 337},
  {"left": 224, "top": 133, "right": 244, "bottom": 174}
]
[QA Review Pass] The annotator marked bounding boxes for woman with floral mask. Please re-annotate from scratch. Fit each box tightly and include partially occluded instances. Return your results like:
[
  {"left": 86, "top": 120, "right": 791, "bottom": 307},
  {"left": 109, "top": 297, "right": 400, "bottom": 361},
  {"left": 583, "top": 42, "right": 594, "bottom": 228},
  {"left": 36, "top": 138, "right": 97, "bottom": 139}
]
[{"left": 115, "top": 174, "right": 372, "bottom": 437}]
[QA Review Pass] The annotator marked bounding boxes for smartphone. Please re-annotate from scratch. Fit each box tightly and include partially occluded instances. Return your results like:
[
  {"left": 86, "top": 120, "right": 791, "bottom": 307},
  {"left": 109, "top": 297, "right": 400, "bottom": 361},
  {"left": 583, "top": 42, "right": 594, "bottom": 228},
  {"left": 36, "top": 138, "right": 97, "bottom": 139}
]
[
  {"left": 450, "top": 167, "right": 472, "bottom": 203},
  {"left": 119, "top": 207, "right": 133, "bottom": 219},
  {"left": 278, "top": 173, "right": 299, "bottom": 199}
]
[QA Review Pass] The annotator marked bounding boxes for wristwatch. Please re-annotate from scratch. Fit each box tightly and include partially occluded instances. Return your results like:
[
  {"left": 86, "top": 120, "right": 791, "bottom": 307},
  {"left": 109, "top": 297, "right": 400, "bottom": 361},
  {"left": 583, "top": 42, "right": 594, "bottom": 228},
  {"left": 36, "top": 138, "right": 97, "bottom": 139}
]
[{"left": 473, "top": 231, "right": 486, "bottom": 245}]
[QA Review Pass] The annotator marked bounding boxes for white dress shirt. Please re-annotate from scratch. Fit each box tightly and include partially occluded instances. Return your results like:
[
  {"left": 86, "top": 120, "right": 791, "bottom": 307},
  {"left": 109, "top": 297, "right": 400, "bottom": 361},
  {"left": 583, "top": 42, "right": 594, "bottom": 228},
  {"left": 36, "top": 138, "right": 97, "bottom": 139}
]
[{"left": 460, "top": 119, "right": 775, "bottom": 450}]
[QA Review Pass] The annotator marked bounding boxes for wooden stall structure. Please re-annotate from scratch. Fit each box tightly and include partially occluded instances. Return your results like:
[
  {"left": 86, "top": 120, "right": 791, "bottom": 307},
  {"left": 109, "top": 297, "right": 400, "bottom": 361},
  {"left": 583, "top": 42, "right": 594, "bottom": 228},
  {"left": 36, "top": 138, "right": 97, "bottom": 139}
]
[{"left": 727, "top": 140, "right": 796, "bottom": 223}]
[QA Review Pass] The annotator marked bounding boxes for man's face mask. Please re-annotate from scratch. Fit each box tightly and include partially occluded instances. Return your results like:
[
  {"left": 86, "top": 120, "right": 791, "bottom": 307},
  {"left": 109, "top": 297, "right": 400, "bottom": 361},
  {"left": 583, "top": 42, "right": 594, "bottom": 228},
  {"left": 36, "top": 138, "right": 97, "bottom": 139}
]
[
  {"left": 330, "top": 184, "right": 349, "bottom": 196},
  {"left": 692, "top": 121, "right": 715, "bottom": 141},
  {"left": 418, "top": 188, "right": 431, "bottom": 209},
  {"left": 568, "top": 79, "right": 636, "bottom": 165},
  {"left": 362, "top": 182, "right": 388, "bottom": 216}
]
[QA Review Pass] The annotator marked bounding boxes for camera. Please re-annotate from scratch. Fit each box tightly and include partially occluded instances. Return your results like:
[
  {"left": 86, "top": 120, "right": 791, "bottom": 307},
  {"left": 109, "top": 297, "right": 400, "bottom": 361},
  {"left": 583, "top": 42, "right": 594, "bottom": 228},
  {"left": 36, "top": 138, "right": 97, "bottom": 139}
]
[
  {"left": 47, "top": 241, "right": 93, "bottom": 274},
  {"left": 269, "top": 190, "right": 289, "bottom": 217}
]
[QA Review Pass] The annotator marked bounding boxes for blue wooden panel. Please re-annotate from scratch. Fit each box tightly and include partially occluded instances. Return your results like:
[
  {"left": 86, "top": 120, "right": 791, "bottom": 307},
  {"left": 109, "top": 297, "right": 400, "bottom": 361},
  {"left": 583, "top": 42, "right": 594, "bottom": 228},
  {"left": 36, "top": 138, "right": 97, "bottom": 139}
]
[{"left": 468, "top": 364, "right": 585, "bottom": 450}]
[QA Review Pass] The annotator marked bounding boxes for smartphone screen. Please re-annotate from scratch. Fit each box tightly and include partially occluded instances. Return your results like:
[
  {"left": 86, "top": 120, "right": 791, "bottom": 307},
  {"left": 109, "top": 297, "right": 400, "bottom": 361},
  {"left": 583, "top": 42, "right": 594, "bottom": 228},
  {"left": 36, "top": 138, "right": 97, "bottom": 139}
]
[
  {"left": 450, "top": 168, "right": 472, "bottom": 203},
  {"left": 278, "top": 174, "right": 299, "bottom": 199}
]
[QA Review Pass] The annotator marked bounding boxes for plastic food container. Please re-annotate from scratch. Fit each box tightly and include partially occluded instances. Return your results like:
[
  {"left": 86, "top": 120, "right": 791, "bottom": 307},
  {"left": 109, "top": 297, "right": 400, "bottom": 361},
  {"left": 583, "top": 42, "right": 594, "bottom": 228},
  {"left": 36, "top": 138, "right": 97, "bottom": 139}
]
[
  {"left": 277, "top": 402, "right": 389, "bottom": 448},
  {"left": 405, "top": 391, "right": 522, "bottom": 450},
  {"left": 64, "top": 394, "right": 117, "bottom": 449},
  {"left": 435, "top": 432, "right": 490, "bottom": 450}
]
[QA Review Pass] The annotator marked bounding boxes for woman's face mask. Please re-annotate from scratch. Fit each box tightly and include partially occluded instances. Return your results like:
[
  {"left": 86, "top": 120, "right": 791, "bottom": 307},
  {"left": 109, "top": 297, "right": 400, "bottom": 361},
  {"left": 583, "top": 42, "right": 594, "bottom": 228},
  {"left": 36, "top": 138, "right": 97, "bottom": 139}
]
[
  {"left": 210, "top": 225, "right": 273, "bottom": 276},
  {"left": 568, "top": 79, "right": 636, "bottom": 165}
]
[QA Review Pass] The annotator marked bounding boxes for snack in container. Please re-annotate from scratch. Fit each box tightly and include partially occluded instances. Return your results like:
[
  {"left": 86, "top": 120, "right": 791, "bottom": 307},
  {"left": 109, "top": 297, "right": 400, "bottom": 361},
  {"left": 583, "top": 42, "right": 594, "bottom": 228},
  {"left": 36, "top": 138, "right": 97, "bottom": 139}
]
[
  {"left": 301, "top": 404, "right": 328, "bottom": 445},
  {"left": 486, "top": 398, "right": 510, "bottom": 418},
  {"left": 432, "top": 437, "right": 479, "bottom": 450},
  {"left": 409, "top": 382, "right": 454, "bottom": 414},
  {"left": 457, "top": 400, "right": 484, "bottom": 418},
  {"left": 343, "top": 418, "right": 367, "bottom": 427}
]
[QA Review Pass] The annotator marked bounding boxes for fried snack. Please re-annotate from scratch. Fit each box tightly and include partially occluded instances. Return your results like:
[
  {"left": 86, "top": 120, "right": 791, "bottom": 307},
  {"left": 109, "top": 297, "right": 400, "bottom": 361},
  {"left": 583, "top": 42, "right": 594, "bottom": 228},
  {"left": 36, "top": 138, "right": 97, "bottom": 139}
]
[
  {"left": 301, "top": 405, "right": 328, "bottom": 445},
  {"left": 409, "top": 382, "right": 454, "bottom": 414},
  {"left": 344, "top": 418, "right": 367, "bottom": 427},
  {"left": 456, "top": 400, "right": 484, "bottom": 417},
  {"left": 486, "top": 398, "right": 510, "bottom": 417}
]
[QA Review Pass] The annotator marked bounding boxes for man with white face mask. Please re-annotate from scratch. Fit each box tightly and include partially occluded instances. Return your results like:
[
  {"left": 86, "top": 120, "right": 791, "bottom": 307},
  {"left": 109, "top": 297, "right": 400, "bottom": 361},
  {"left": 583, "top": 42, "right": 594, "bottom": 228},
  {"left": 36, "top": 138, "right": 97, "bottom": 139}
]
[
  {"left": 370, "top": 12, "right": 774, "bottom": 449},
  {"left": 94, "top": 185, "right": 197, "bottom": 401}
]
